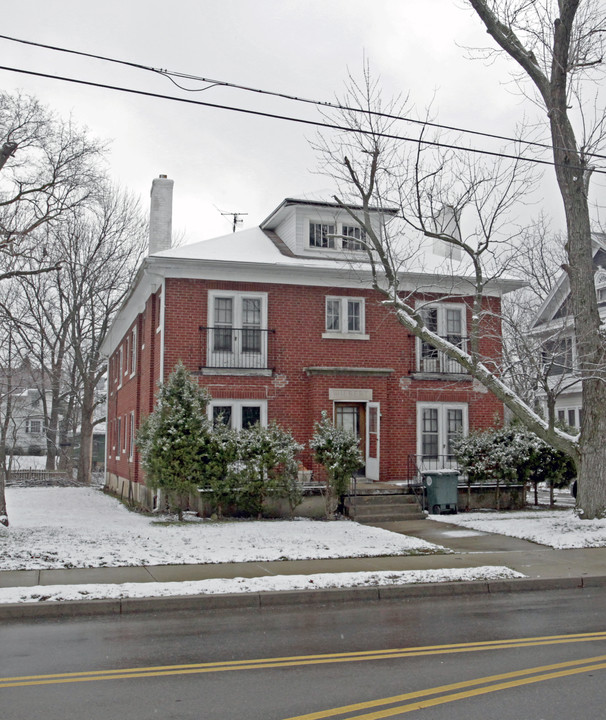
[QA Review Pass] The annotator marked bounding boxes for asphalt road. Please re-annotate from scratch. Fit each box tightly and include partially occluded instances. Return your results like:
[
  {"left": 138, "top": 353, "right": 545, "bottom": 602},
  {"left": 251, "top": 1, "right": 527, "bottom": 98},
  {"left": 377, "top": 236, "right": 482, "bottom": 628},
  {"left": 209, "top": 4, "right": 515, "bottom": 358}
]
[{"left": 3, "top": 588, "right": 606, "bottom": 719}]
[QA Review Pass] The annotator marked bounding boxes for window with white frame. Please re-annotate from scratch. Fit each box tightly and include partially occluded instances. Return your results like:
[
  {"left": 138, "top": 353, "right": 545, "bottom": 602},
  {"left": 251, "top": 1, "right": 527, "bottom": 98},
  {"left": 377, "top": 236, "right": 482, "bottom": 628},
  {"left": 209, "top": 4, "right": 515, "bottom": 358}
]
[
  {"left": 342, "top": 225, "right": 366, "bottom": 251},
  {"left": 207, "top": 291, "right": 268, "bottom": 369},
  {"left": 542, "top": 336, "right": 574, "bottom": 376},
  {"left": 556, "top": 406, "right": 582, "bottom": 430},
  {"left": 417, "top": 303, "right": 466, "bottom": 373},
  {"left": 116, "top": 416, "right": 122, "bottom": 458},
  {"left": 209, "top": 400, "right": 267, "bottom": 430},
  {"left": 130, "top": 327, "right": 137, "bottom": 377},
  {"left": 417, "top": 403, "right": 468, "bottom": 462},
  {"left": 118, "top": 345, "right": 124, "bottom": 387},
  {"left": 323, "top": 297, "right": 367, "bottom": 338},
  {"left": 308, "top": 221, "right": 367, "bottom": 252},
  {"left": 309, "top": 223, "right": 335, "bottom": 249},
  {"left": 25, "top": 419, "right": 42, "bottom": 434},
  {"left": 129, "top": 412, "right": 135, "bottom": 460}
]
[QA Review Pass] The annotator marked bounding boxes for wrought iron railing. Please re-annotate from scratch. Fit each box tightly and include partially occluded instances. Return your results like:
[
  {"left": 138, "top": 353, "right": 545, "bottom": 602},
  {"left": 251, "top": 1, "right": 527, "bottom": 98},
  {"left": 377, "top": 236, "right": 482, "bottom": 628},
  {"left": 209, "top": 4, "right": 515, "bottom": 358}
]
[
  {"left": 418, "top": 336, "right": 469, "bottom": 374},
  {"left": 200, "top": 326, "right": 275, "bottom": 370}
]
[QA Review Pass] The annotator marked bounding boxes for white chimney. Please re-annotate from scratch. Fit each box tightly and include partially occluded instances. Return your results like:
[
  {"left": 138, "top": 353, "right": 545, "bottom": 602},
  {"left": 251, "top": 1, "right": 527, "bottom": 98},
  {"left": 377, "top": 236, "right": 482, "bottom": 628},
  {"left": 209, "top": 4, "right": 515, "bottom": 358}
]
[{"left": 148, "top": 175, "right": 174, "bottom": 255}]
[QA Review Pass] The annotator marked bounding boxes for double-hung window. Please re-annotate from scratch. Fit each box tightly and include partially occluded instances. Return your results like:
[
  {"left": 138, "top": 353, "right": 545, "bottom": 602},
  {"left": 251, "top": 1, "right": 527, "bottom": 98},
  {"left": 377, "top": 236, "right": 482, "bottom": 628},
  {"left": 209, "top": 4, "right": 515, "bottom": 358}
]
[
  {"left": 417, "top": 303, "right": 466, "bottom": 373},
  {"left": 324, "top": 297, "right": 367, "bottom": 339},
  {"left": 207, "top": 291, "right": 268, "bottom": 369}
]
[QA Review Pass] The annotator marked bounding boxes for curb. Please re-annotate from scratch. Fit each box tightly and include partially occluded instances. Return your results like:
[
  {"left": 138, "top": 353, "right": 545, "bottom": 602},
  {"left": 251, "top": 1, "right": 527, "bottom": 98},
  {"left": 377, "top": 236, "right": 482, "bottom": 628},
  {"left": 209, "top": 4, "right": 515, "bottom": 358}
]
[{"left": 2, "top": 575, "right": 606, "bottom": 621}]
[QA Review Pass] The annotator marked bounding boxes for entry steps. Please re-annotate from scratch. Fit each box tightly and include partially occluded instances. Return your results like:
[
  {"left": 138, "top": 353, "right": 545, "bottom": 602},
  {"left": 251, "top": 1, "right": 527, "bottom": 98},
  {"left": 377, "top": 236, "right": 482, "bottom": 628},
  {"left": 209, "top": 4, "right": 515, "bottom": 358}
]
[{"left": 345, "top": 483, "right": 425, "bottom": 523}]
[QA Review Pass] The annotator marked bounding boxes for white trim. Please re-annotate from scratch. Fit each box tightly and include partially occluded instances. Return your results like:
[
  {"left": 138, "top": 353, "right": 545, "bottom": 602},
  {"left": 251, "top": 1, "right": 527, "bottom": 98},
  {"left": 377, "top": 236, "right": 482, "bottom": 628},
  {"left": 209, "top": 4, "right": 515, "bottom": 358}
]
[
  {"left": 324, "top": 296, "right": 366, "bottom": 337},
  {"left": 207, "top": 290, "right": 268, "bottom": 369},
  {"left": 416, "top": 402, "right": 468, "bottom": 459},
  {"left": 130, "top": 326, "right": 137, "bottom": 379},
  {"left": 208, "top": 399, "right": 268, "bottom": 430},
  {"left": 159, "top": 280, "right": 166, "bottom": 382}
]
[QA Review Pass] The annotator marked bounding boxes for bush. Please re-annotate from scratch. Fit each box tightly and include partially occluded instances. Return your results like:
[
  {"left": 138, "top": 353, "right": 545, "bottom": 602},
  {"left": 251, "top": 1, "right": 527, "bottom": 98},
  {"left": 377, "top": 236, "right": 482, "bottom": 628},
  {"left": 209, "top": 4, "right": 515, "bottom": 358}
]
[
  {"left": 136, "top": 362, "right": 213, "bottom": 519},
  {"left": 310, "top": 410, "right": 363, "bottom": 516},
  {"left": 226, "top": 422, "right": 303, "bottom": 518},
  {"left": 452, "top": 425, "right": 576, "bottom": 508}
]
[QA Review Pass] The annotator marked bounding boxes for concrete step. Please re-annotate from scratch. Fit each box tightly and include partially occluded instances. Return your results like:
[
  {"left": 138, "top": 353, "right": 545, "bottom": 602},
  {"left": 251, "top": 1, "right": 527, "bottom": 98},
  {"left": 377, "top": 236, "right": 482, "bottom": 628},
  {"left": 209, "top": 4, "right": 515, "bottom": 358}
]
[
  {"left": 345, "top": 492, "right": 424, "bottom": 523},
  {"left": 354, "top": 511, "right": 426, "bottom": 523}
]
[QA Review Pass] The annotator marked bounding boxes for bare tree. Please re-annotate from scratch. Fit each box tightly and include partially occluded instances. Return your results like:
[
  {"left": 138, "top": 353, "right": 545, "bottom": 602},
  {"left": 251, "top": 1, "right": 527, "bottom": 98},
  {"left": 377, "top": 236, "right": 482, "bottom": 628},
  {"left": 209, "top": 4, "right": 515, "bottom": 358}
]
[
  {"left": 463, "top": 0, "right": 606, "bottom": 516},
  {"left": 0, "top": 91, "right": 104, "bottom": 282},
  {"left": 58, "top": 186, "right": 147, "bottom": 483}
]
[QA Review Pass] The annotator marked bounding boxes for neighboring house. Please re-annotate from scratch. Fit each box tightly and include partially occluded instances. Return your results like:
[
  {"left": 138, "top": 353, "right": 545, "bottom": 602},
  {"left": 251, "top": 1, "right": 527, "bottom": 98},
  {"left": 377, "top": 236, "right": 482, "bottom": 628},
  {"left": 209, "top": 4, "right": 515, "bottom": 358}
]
[
  {"left": 0, "top": 367, "right": 47, "bottom": 454},
  {"left": 102, "top": 176, "right": 521, "bottom": 509},
  {"left": 530, "top": 233, "right": 606, "bottom": 431}
]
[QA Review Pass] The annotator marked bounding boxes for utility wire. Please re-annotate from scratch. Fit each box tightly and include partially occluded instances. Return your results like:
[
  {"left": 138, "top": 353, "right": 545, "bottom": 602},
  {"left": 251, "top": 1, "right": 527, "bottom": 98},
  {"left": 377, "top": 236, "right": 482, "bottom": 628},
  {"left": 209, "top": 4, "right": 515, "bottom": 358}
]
[
  {"left": 1, "top": 64, "right": 604, "bottom": 176},
  {"left": 1, "top": 32, "right": 604, "bottom": 163}
]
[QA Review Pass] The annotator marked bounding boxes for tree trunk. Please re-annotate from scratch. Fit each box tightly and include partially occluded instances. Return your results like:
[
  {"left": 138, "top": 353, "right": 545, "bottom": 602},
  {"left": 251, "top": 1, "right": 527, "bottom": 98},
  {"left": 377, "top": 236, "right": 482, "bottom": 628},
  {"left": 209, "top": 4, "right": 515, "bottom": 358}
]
[
  {"left": 76, "top": 386, "right": 95, "bottom": 485},
  {"left": 0, "top": 469, "right": 8, "bottom": 527}
]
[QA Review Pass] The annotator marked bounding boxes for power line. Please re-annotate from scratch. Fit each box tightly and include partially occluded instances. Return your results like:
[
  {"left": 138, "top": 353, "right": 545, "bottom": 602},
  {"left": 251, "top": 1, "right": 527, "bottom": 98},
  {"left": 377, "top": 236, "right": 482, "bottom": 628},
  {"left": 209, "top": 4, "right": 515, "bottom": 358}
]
[
  {"left": 1, "top": 64, "right": 604, "bottom": 176},
  {"left": 1, "top": 33, "right": 604, "bottom": 163}
]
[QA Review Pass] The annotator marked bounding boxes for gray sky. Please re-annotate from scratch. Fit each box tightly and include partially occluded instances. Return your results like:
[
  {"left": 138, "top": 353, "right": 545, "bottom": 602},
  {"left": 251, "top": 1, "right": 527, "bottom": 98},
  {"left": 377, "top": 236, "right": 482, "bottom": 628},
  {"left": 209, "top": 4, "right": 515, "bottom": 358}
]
[{"left": 1, "top": 0, "right": 577, "bottom": 243}]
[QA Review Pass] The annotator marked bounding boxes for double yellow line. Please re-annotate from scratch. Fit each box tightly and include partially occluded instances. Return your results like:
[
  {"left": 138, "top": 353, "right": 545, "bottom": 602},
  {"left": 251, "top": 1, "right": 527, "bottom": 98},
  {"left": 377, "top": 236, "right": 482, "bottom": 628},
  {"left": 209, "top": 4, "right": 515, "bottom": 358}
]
[
  {"left": 2, "top": 630, "right": 606, "bottom": 692},
  {"left": 283, "top": 653, "right": 606, "bottom": 719}
]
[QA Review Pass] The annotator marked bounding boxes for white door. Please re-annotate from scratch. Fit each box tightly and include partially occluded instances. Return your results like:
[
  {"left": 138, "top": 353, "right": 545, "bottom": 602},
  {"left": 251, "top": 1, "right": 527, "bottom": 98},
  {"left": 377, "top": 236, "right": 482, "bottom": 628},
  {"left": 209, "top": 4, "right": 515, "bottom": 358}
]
[
  {"left": 366, "top": 402, "right": 380, "bottom": 480},
  {"left": 417, "top": 403, "right": 467, "bottom": 472},
  {"left": 209, "top": 294, "right": 265, "bottom": 368}
]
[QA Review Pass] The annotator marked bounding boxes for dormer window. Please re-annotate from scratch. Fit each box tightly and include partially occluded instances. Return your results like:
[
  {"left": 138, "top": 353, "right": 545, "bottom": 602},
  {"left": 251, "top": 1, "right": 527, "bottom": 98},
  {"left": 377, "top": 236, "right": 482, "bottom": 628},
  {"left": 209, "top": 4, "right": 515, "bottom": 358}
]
[
  {"left": 308, "top": 221, "right": 367, "bottom": 252},
  {"left": 342, "top": 225, "right": 366, "bottom": 251},
  {"left": 309, "top": 223, "right": 335, "bottom": 249}
]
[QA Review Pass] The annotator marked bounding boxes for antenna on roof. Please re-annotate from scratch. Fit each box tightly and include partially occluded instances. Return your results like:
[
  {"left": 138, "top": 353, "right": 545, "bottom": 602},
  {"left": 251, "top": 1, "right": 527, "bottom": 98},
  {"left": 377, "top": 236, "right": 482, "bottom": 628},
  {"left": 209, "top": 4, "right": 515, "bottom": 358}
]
[{"left": 219, "top": 210, "right": 248, "bottom": 233}]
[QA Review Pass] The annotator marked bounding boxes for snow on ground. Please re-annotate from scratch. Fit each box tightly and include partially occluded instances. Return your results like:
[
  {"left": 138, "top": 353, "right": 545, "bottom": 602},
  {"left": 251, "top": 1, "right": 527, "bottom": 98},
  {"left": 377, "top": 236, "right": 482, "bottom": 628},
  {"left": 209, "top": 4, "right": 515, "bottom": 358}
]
[
  {"left": 431, "top": 509, "right": 606, "bottom": 549},
  {"left": 0, "top": 487, "right": 446, "bottom": 571},
  {"left": 0, "top": 566, "right": 524, "bottom": 604}
]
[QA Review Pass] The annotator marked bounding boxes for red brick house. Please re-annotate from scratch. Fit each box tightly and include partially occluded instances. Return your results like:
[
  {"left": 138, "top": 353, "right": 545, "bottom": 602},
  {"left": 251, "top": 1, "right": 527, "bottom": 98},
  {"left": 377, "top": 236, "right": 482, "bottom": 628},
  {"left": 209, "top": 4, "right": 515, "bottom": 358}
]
[{"left": 102, "top": 176, "right": 520, "bottom": 508}]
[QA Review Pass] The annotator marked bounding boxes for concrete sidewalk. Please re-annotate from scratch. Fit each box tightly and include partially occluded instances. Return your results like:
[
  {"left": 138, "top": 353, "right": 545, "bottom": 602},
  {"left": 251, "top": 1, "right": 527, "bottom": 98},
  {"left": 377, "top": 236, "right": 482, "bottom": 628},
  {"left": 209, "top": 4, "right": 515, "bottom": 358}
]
[{"left": 2, "top": 518, "right": 606, "bottom": 619}]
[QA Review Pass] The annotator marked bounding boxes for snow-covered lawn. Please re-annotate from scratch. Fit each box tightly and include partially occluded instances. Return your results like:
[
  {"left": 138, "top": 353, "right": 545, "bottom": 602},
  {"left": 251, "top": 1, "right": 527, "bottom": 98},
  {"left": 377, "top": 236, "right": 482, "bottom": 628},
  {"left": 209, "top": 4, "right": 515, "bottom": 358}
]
[
  {"left": 432, "top": 509, "right": 606, "bottom": 549},
  {"left": 0, "top": 487, "right": 528, "bottom": 605},
  {"left": 1, "top": 487, "right": 445, "bottom": 571}
]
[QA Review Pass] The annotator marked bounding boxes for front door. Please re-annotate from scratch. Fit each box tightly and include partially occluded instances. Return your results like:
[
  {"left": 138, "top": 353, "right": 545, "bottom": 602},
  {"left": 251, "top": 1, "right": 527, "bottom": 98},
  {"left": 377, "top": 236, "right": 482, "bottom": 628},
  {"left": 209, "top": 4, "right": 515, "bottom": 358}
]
[{"left": 335, "top": 403, "right": 366, "bottom": 475}]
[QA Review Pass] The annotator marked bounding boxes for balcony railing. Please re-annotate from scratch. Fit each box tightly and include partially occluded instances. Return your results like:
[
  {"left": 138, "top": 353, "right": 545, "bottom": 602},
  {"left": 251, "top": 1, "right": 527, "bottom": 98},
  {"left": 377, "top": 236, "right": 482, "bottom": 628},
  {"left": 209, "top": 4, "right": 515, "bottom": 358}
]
[
  {"left": 418, "top": 336, "right": 469, "bottom": 374},
  {"left": 200, "top": 326, "right": 275, "bottom": 370}
]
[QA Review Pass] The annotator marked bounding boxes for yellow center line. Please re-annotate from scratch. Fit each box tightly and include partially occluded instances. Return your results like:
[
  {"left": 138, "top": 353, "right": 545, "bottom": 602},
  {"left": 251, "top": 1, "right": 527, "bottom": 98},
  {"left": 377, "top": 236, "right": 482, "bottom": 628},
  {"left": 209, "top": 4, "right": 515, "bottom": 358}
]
[
  {"left": 281, "top": 656, "right": 606, "bottom": 720},
  {"left": 2, "top": 630, "right": 606, "bottom": 689}
]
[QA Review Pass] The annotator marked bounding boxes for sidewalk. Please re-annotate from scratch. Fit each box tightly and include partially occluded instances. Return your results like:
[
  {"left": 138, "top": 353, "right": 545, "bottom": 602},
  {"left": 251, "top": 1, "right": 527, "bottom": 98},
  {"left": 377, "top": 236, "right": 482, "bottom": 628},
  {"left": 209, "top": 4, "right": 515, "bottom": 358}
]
[{"left": 2, "top": 518, "right": 606, "bottom": 620}]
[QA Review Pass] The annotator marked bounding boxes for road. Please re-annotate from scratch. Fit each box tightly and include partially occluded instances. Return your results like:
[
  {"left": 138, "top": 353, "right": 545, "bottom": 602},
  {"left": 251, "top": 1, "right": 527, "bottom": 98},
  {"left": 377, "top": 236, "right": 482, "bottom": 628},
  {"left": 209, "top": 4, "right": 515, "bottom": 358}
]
[{"left": 2, "top": 588, "right": 606, "bottom": 719}]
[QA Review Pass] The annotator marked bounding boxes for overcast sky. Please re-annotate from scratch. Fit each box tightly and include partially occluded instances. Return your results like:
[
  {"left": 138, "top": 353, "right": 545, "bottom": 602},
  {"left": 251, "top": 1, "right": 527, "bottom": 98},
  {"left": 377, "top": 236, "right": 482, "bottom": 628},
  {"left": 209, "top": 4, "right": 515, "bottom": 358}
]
[{"left": 1, "top": 0, "right": 584, "bottom": 244}]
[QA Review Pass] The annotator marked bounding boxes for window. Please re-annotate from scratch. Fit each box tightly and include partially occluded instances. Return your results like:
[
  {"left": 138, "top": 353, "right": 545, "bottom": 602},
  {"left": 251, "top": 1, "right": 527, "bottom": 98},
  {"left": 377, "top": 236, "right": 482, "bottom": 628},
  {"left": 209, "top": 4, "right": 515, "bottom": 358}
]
[
  {"left": 207, "top": 291, "right": 268, "bottom": 369},
  {"left": 556, "top": 406, "right": 582, "bottom": 430},
  {"left": 309, "top": 223, "right": 335, "bottom": 248},
  {"left": 25, "top": 419, "right": 42, "bottom": 434},
  {"left": 543, "top": 337, "right": 574, "bottom": 376},
  {"left": 118, "top": 346, "right": 124, "bottom": 387},
  {"left": 130, "top": 327, "right": 137, "bottom": 377},
  {"left": 323, "top": 297, "right": 367, "bottom": 338},
  {"left": 209, "top": 400, "right": 267, "bottom": 430},
  {"left": 116, "top": 417, "right": 122, "bottom": 458},
  {"left": 342, "top": 225, "right": 366, "bottom": 251},
  {"left": 128, "top": 412, "right": 135, "bottom": 460},
  {"left": 417, "top": 403, "right": 468, "bottom": 464},
  {"left": 308, "top": 221, "right": 367, "bottom": 252},
  {"left": 417, "top": 304, "right": 466, "bottom": 373}
]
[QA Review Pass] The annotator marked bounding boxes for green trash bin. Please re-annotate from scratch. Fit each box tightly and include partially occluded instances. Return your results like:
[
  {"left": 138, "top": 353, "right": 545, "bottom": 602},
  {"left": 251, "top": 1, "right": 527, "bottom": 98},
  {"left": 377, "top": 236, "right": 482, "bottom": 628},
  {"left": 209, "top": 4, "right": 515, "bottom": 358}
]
[{"left": 422, "top": 470, "right": 459, "bottom": 514}]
